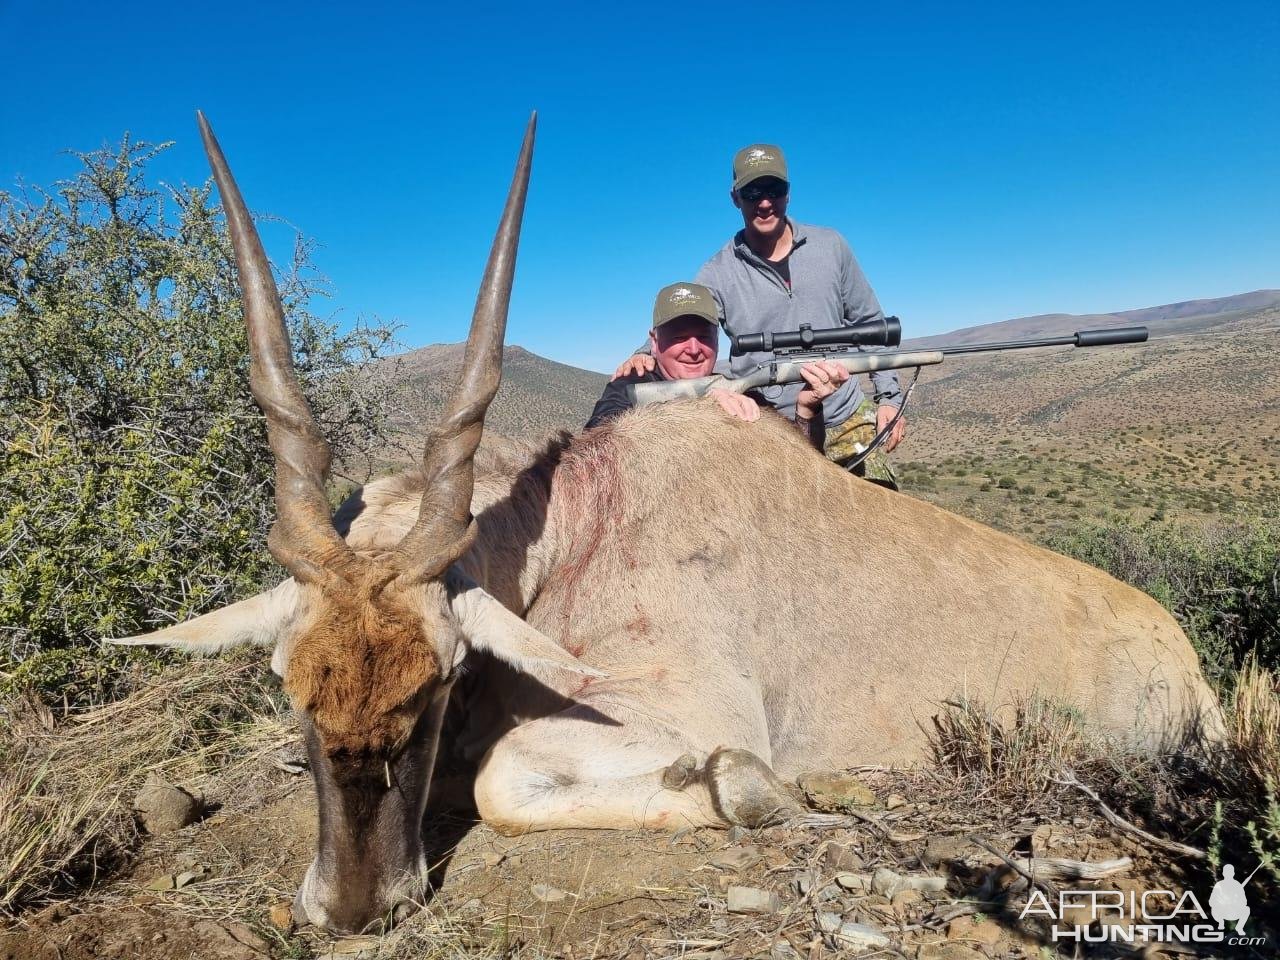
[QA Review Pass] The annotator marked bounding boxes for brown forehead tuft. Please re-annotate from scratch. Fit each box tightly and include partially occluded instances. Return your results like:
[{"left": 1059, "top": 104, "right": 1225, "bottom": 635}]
[{"left": 284, "top": 592, "right": 442, "bottom": 754}]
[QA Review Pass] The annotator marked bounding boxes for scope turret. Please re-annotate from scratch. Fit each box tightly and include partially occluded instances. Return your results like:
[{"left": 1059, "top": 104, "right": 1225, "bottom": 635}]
[{"left": 730, "top": 316, "right": 901, "bottom": 357}]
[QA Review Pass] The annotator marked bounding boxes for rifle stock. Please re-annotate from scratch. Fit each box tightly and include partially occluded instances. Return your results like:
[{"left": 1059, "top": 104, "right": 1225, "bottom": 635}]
[{"left": 627, "top": 350, "right": 946, "bottom": 406}]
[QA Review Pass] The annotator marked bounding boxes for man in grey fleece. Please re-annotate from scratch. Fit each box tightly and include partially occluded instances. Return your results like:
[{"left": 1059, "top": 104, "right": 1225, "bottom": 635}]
[{"left": 613, "top": 143, "right": 905, "bottom": 486}]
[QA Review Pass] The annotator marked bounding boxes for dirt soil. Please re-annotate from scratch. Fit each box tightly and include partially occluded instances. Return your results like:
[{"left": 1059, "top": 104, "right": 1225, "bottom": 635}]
[{"left": 6, "top": 762, "right": 1268, "bottom": 960}]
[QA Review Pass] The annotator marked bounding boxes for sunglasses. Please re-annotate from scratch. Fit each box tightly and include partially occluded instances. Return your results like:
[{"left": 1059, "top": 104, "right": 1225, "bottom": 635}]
[{"left": 738, "top": 181, "right": 788, "bottom": 203}]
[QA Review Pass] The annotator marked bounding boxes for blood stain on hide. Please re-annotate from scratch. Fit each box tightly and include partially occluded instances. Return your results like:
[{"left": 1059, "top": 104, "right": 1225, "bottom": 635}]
[{"left": 626, "top": 610, "right": 652, "bottom": 643}]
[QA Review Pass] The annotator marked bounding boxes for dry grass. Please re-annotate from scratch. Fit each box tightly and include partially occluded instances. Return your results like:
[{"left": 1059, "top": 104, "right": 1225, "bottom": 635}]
[
  {"left": 0, "top": 656, "right": 289, "bottom": 915},
  {"left": 1226, "top": 659, "right": 1280, "bottom": 793},
  {"left": 927, "top": 694, "right": 1100, "bottom": 803},
  {"left": 927, "top": 670, "right": 1280, "bottom": 914}
]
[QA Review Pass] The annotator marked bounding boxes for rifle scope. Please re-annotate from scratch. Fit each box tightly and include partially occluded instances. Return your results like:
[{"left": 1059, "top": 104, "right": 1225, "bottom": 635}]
[{"left": 729, "top": 315, "right": 901, "bottom": 357}]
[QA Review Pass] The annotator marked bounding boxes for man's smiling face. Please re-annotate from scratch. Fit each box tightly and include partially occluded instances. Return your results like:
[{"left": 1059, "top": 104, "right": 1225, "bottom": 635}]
[
  {"left": 733, "top": 176, "right": 790, "bottom": 239},
  {"left": 650, "top": 316, "right": 719, "bottom": 380}
]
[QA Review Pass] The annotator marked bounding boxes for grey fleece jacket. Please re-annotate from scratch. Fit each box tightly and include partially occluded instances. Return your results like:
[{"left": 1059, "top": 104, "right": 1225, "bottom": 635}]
[{"left": 693, "top": 220, "right": 902, "bottom": 426}]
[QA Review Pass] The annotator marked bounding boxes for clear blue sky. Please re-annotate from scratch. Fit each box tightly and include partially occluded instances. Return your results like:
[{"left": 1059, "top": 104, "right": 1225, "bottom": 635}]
[{"left": 3, "top": 1, "right": 1276, "bottom": 372}]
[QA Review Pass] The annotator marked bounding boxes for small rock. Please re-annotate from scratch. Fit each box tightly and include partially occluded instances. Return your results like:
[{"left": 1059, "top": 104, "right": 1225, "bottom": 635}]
[
  {"left": 871, "top": 867, "right": 946, "bottom": 898},
  {"left": 727, "top": 825, "right": 751, "bottom": 843},
  {"left": 144, "top": 874, "right": 177, "bottom": 891},
  {"left": 1028, "top": 823, "right": 1055, "bottom": 856},
  {"left": 726, "top": 885, "right": 782, "bottom": 914},
  {"left": 945, "top": 916, "right": 1001, "bottom": 945},
  {"left": 917, "top": 943, "right": 987, "bottom": 960},
  {"left": 132, "top": 775, "right": 201, "bottom": 834},
  {"left": 816, "top": 912, "right": 890, "bottom": 950},
  {"left": 268, "top": 901, "right": 294, "bottom": 932},
  {"left": 885, "top": 794, "right": 908, "bottom": 810},
  {"left": 173, "top": 870, "right": 200, "bottom": 889},
  {"left": 460, "top": 897, "right": 484, "bottom": 912},
  {"left": 505, "top": 855, "right": 522, "bottom": 869},
  {"left": 482, "top": 852, "right": 505, "bottom": 867},
  {"left": 797, "top": 771, "right": 877, "bottom": 812},
  {"left": 770, "top": 939, "right": 802, "bottom": 960},
  {"left": 821, "top": 842, "right": 864, "bottom": 872},
  {"left": 835, "top": 872, "right": 871, "bottom": 892},
  {"left": 530, "top": 883, "right": 571, "bottom": 903},
  {"left": 708, "top": 844, "right": 762, "bottom": 872},
  {"left": 796, "top": 871, "right": 842, "bottom": 901}
]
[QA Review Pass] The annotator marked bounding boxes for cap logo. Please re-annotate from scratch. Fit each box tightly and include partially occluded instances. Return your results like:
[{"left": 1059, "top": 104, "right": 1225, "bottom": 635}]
[
  {"left": 668, "top": 287, "right": 699, "bottom": 305},
  {"left": 743, "top": 148, "right": 776, "bottom": 166}
]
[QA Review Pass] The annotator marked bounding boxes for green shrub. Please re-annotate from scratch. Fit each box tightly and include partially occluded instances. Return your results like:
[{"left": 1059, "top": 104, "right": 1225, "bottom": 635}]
[
  {"left": 0, "top": 137, "right": 397, "bottom": 704},
  {"left": 1048, "top": 513, "right": 1280, "bottom": 687}
]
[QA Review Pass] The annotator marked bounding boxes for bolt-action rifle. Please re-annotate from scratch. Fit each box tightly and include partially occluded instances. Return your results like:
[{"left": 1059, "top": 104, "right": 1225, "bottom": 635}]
[{"left": 625, "top": 318, "right": 1149, "bottom": 468}]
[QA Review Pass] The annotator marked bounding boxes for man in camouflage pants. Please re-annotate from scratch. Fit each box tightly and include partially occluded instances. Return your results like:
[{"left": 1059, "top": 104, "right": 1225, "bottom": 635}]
[
  {"left": 823, "top": 397, "right": 901, "bottom": 488},
  {"left": 612, "top": 143, "right": 905, "bottom": 488}
]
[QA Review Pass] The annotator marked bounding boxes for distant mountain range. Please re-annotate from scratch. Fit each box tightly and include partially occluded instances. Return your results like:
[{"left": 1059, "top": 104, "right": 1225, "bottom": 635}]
[
  {"left": 374, "top": 289, "right": 1278, "bottom": 448},
  {"left": 903, "top": 289, "right": 1280, "bottom": 349}
]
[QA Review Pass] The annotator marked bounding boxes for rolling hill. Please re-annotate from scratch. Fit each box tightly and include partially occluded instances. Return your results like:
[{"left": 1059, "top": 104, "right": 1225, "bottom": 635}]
[
  {"left": 373, "top": 343, "right": 607, "bottom": 448},
  {"left": 370, "top": 291, "right": 1279, "bottom": 537}
]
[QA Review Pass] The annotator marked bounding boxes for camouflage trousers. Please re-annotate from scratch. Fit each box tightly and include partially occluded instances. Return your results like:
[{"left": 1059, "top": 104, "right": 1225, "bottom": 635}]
[{"left": 823, "top": 398, "right": 899, "bottom": 490}]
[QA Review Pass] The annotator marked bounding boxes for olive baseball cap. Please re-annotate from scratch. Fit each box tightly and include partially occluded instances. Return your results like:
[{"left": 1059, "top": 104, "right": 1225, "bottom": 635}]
[
  {"left": 652, "top": 282, "right": 718, "bottom": 329},
  {"left": 732, "top": 143, "right": 788, "bottom": 190}
]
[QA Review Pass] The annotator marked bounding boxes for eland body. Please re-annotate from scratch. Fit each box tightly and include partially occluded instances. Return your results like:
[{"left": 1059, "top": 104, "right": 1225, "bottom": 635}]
[{"left": 121, "top": 114, "right": 1220, "bottom": 933}]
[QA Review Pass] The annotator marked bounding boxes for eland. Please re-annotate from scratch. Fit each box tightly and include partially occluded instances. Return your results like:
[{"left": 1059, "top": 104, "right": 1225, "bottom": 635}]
[{"left": 118, "top": 112, "right": 1221, "bottom": 932}]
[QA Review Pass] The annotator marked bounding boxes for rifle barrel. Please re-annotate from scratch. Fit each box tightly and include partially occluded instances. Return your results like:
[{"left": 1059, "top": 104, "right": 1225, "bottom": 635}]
[{"left": 941, "top": 326, "right": 1148, "bottom": 355}]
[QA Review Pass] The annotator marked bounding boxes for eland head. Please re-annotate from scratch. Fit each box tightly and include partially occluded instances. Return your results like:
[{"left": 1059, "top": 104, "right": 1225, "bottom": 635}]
[{"left": 145, "top": 111, "right": 595, "bottom": 932}]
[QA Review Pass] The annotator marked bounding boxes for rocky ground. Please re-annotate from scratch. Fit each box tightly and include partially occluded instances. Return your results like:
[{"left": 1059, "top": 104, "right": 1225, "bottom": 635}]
[{"left": 4, "top": 759, "right": 1266, "bottom": 960}]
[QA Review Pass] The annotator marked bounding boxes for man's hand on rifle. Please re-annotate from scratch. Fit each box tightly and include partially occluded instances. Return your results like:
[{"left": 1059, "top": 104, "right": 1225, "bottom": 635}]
[
  {"left": 708, "top": 389, "right": 760, "bottom": 422},
  {"left": 795, "top": 360, "right": 850, "bottom": 423},
  {"left": 612, "top": 354, "right": 656, "bottom": 380},
  {"left": 877, "top": 403, "right": 906, "bottom": 452}
]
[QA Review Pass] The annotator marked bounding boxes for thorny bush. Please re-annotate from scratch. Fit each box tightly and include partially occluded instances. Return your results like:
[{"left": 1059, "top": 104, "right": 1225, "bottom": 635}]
[{"left": 0, "top": 137, "right": 398, "bottom": 705}]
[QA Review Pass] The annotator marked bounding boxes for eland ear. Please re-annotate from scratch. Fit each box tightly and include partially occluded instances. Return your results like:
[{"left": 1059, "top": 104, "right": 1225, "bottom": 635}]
[
  {"left": 107, "top": 579, "right": 302, "bottom": 656},
  {"left": 447, "top": 574, "right": 605, "bottom": 678}
]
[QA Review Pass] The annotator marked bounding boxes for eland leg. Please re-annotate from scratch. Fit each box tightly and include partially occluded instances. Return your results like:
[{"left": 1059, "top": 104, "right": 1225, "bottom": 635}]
[{"left": 473, "top": 706, "right": 800, "bottom": 834}]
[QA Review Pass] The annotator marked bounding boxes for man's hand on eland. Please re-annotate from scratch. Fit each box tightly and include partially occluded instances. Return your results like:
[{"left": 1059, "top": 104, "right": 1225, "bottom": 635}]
[
  {"left": 612, "top": 354, "right": 655, "bottom": 380},
  {"left": 708, "top": 388, "right": 760, "bottom": 422}
]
